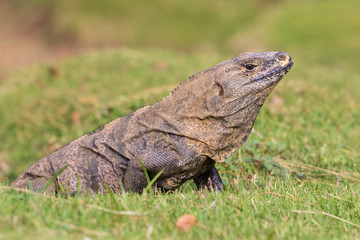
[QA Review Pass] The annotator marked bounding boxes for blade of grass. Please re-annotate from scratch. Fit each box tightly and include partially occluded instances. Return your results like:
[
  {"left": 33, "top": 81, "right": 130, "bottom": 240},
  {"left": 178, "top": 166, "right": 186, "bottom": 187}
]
[
  {"left": 137, "top": 157, "right": 163, "bottom": 194},
  {"left": 137, "top": 156, "right": 151, "bottom": 184},
  {"left": 40, "top": 165, "right": 68, "bottom": 194},
  {"left": 57, "top": 180, "right": 66, "bottom": 193},
  {"left": 104, "top": 183, "right": 120, "bottom": 210},
  {"left": 143, "top": 169, "right": 163, "bottom": 194}
]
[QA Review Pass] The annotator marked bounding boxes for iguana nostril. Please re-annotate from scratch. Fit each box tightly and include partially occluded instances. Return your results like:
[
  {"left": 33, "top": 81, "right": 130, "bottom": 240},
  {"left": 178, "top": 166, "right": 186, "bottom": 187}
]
[{"left": 278, "top": 54, "right": 286, "bottom": 61}]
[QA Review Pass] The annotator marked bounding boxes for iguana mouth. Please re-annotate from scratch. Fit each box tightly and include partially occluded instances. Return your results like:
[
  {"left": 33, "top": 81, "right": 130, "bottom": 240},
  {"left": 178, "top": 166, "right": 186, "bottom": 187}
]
[
  {"left": 283, "top": 60, "right": 293, "bottom": 73},
  {"left": 245, "top": 60, "right": 293, "bottom": 86}
]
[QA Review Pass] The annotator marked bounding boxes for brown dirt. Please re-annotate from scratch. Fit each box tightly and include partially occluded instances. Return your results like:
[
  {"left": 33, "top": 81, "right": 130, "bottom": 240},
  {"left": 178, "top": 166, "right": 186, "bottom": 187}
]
[{"left": 0, "top": 2, "right": 111, "bottom": 80}]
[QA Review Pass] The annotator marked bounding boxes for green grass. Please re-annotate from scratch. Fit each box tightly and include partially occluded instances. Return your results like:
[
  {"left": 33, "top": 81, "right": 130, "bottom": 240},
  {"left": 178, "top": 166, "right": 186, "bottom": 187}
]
[
  {"left": 1, "top": 0, "right": 360, "bottom": 239},
  {"left": 1, "top": 178, "right": 359, "bottom": 239}
]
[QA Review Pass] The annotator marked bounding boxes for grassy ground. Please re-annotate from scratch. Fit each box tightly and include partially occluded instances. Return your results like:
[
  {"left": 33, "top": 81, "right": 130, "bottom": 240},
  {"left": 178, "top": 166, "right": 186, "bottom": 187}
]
[{"left": 1, "top": 0, "right": 360, "bottom": 239}]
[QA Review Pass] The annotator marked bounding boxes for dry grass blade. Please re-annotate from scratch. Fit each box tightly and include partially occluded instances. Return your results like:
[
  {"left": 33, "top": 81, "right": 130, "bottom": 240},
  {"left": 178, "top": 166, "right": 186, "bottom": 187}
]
[
  {"left": 291, "top": 210, "right": 360, "bottom": 228},
  {"left": 0, "top": 185, "right": 35, "bottom": 194},
  {"left": 251, "top": 198, "right": 257, "bottom": 212},
  {"left": 327, "top": 193, "right": 352, "bottom": 202},
  {"left": 89, "top": 205, "right": 145, "bottom": 216},
  {"left": 0, "top": 185, "right": 55, "bottom": 199},
  {"left": 261, "top": 192, "right": 298, "bottom": 201},
  {"left": 274, "top": 158, "right": 360, "bottom": 182},
  {"left": 1, "top": 185, "right": 145, "bottom": 218},
  {"left": 53, "top": 220, "right": 108, "bottom": 237}
]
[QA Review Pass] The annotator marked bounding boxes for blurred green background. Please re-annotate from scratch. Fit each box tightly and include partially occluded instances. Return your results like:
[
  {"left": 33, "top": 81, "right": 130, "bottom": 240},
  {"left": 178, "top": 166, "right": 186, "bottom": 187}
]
[
  {"left": 1, "top": 0, "right": 359, "bottom": 74},
  {"left": 0, "top": 0, "right": 359, "bottom": 180}
]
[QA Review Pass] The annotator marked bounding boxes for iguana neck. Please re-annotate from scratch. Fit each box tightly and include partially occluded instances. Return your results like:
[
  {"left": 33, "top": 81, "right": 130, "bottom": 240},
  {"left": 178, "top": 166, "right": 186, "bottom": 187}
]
[{"left": 129, "top": 81, "right": 275, "bottom": 163}]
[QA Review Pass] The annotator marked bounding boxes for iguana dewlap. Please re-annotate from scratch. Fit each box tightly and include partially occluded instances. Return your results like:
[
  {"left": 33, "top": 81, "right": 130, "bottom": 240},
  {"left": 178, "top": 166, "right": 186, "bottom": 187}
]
[{"left": 11, "top": 51, "right": 293, "bottom": 195}]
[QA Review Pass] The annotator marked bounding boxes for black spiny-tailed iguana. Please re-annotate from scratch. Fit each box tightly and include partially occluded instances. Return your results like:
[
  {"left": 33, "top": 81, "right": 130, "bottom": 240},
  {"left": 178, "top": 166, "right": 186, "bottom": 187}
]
[{"left": 11, "top": 51, "right": 293, "bottom": 195}]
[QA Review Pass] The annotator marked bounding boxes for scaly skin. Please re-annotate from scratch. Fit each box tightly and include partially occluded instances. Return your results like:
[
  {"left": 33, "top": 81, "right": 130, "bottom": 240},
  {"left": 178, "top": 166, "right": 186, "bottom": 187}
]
[{"left": 11, "top": 51, "right": 293, "bottom": 195}]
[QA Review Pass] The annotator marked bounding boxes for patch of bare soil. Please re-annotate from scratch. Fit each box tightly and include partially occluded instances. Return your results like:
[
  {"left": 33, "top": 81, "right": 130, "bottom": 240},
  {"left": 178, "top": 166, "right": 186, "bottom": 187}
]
[{"left": 0, "top": 2, "right": 109, "bottom": 80}]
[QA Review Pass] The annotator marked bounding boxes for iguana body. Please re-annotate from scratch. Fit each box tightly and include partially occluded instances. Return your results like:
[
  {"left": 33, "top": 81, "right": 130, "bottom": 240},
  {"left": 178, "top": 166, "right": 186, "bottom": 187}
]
[{"left": 11, "top": 51, "right": 293, "bottom": 195}]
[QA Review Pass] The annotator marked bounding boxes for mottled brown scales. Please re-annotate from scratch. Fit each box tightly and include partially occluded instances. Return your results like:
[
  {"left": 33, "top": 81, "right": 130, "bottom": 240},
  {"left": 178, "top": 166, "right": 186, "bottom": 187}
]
[{"left": 11, "top": 51, "right": 293, "bottom": 195}]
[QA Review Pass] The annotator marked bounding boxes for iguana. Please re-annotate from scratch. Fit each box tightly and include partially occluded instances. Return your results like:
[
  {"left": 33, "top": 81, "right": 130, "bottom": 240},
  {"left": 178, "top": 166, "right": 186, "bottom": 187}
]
[{"left": 11, "top": 51, "right": 293, "bottom": 195}]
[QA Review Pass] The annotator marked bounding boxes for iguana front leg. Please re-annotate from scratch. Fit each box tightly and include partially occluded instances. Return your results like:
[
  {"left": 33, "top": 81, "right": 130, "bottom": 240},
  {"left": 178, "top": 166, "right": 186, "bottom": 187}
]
[
  {"left": 123, "top": 149, "right": 179, "bottom": 193},
  {"left": 123, "top": 159, "right": 149, "bottom": 193},
  {"left": 193, "top": 166, "right": 224, "bottom": 192},
  {"left": 123, "top": 149, "right": 216, "bottom": 193}
]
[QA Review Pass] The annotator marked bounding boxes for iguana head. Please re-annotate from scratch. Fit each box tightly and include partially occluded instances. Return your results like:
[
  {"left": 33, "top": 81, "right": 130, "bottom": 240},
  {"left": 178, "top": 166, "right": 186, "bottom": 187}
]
[
  {"left": 168, "top": 51, "right": 293, "bottom": 120},
  {"left": 204, "top": 51, "right": 293, "bottom": 118}
]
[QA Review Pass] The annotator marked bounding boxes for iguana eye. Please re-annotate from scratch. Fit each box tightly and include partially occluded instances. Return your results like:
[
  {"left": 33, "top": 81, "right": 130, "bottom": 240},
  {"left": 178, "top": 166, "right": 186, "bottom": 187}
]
[{"left": 244, "top": 64, "right": 257, "bottom": 71}]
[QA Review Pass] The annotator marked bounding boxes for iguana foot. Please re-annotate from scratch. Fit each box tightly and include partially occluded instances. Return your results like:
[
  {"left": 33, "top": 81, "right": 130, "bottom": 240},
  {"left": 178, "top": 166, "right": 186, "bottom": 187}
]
[{"left": 193, "top": 166, "right": 224, "bottom": 192}]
